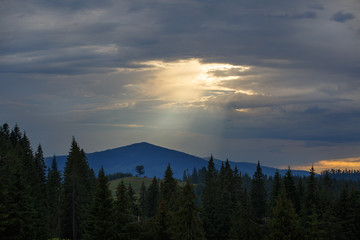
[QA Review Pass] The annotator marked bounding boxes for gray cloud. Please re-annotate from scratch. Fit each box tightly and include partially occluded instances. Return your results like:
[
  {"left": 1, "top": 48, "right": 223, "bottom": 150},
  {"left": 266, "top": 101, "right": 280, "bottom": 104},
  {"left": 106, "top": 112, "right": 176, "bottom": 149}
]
[
  {"left": 331, "top": 11, "right": 355, "bottom": 22},
  {"left": 1, "top": 0, "right": 359, "bottom": 167},
  {"left": 267, "top": 11, "right": 317, "bottom": 19}
]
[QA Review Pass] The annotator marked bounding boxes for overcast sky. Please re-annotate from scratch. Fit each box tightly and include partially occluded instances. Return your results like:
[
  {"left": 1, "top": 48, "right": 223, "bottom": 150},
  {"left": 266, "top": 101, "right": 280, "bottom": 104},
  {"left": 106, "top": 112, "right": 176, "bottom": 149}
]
[{"left": 1, "top": 0, "right": 359, "bottom": 170}]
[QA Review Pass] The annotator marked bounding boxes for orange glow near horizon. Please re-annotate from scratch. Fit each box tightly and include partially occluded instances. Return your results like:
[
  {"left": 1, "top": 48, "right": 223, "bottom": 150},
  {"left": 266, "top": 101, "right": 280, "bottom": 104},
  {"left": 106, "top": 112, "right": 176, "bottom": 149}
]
[{"left": 291, "top": 157, "right": 360, "bottom": 172}]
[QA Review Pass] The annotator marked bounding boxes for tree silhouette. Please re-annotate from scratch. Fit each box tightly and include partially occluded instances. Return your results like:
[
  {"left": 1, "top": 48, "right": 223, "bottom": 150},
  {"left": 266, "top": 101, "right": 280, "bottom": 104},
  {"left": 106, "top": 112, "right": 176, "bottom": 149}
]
[{"left": 136, "top": 165, "right": 145, "bottom": 176}]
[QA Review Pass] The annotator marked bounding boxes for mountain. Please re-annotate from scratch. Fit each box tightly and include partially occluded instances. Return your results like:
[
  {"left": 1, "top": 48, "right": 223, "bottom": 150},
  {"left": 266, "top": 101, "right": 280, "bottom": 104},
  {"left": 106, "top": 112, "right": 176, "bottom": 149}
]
[{"left": 45, "top": 142, "right": 309, "bottom": 179}]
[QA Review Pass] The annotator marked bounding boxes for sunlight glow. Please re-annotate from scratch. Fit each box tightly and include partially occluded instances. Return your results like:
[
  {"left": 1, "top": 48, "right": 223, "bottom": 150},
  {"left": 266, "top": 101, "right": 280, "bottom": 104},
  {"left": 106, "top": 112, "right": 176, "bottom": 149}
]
[
  {"left": 129, "top": 58, "right": 253, "bottom": 106},
  {"left": 197, "top": 63, "right": 249, "bottom": 87},
  {"left": 235, "top": 108, "right": 251, "bottom": 112}
]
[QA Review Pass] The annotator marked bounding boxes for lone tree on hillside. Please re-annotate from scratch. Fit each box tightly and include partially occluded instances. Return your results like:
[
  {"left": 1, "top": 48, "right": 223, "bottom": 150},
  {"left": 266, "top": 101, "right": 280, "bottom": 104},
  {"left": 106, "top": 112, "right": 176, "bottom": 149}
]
[{"left": 135, "top": 165, "right": 145, "bottom": 177}]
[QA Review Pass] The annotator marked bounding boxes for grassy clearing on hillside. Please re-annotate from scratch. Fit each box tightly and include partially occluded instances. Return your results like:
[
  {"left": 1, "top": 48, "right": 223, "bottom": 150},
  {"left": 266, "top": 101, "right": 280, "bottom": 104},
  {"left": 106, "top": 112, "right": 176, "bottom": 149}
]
[{"left": 109, "top": 177, "right": 154, "bottom": 197}]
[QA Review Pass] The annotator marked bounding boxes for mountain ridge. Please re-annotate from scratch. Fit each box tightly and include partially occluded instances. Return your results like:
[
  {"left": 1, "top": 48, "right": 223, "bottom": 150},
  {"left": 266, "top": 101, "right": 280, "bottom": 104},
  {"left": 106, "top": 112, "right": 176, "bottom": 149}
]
[{"left": 45, "top": 142, "right": 309, "bottom": 178}]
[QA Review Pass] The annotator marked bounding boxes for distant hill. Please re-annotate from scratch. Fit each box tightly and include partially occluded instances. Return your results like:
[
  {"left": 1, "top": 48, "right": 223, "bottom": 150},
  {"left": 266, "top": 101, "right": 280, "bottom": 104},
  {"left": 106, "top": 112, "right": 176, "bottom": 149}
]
[
  {"left": 45, "top": 142, "right": 309, "bottom": 179},
  {"left": 208, "top": 157, "right": 309, "bottom": 177}
]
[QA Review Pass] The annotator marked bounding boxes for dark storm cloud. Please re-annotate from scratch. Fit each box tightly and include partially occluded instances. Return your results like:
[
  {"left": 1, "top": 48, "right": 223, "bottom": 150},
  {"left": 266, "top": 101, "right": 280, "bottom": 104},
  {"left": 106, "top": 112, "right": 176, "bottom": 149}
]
[
  {"left": 331, "top": 11, "right": 355, "bottom": 22},
  {"left": 1, "top": 0, "right": 358, "bottom": 77}
]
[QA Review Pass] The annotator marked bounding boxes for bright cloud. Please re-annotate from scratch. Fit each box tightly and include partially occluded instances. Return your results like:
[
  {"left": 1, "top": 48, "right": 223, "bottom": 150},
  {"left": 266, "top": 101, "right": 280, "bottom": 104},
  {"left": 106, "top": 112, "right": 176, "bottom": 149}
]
[{"left": 122, "top": 59, "right": 254, "bottom": 106}]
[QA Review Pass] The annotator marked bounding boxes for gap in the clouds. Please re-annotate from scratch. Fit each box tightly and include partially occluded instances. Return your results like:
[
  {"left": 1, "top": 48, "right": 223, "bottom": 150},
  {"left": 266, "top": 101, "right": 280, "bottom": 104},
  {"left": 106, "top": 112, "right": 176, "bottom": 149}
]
[{"left": 116, "top": 58, "right": 255, "bottom": 107}]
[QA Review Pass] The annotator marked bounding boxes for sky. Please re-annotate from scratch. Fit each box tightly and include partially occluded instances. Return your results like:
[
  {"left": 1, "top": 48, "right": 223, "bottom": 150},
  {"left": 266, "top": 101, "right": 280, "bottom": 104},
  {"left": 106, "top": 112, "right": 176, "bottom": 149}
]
[{"left": 1, "top": 0, "right": 360, "bottom": 171}]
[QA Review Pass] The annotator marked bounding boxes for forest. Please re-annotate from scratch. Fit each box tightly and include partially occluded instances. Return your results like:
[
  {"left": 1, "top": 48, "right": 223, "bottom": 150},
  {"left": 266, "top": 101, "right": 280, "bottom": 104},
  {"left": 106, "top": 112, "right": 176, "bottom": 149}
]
[{"left": 1, "top": 123, "right": 360, "bottom": 240}]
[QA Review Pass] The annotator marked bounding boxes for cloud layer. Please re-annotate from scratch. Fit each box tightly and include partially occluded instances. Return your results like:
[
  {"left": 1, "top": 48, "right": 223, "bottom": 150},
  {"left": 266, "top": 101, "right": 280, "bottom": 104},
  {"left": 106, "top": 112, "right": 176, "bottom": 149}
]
[{"left": 1, "top": 0, "right": 360, "bottom": 168}]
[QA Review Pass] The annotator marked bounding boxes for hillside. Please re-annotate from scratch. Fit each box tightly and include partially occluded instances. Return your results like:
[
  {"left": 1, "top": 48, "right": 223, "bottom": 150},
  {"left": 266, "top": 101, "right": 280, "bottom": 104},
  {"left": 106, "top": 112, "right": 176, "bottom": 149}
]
[
  {"left": 109, "top": 177, "right": 154, "bottom": 196},
  {"left": 45, "top": 142, "right": 309, "bottom": 178}
]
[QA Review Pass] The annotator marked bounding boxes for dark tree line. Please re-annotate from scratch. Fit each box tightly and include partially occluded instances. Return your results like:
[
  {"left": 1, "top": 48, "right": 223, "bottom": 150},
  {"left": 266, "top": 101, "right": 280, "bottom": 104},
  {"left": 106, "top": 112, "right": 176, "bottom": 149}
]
[{"left": 1, "top": 123, "right": 360, "bottom": 240}]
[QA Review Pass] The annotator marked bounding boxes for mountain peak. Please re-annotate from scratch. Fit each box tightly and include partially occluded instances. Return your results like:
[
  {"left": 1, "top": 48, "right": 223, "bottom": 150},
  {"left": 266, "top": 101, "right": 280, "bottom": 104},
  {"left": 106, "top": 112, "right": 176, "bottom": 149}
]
[{"left": 45, "top": 142, "right": 309, "bottom": 178}]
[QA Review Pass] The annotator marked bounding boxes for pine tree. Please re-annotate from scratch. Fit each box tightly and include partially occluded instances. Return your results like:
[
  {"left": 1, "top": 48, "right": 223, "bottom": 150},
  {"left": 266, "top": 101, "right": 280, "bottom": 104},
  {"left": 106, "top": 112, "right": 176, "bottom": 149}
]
[
  {"left": 0, "top": 165, "right": 8, "bottom": 234},
  {"left": 304, "top": 165, "right": 318, "bottom": 211},
  {"left": 333, "top": 184, "right": 353, "bottom": 240},
  {"left": 283, "top": 167, "right": 300, "bottom": 213},
  {"left": 198, "top": 167, "right": 207, "bottom": 184},
  {"left": 173, "top": 181, "right": 205, "bottom": 240},
  {"left": 146, "top": 177, "right": 160, "bottom": 218},
  {"left": 114, "top": 180, "right": 131, "bottom": 239},
  {"left": 160, "top": 164, "right": 178, "bottom": 211},
  {"left": 250, "top": 162, "right": 267, "bottom": 219},
  {"left": 218, "top": 159, "right": 235, "bottom": 238},
  {"left": 270, "top": 170, "right": 281, "bottom": 210},
  {"left": 228, "top": 188, "right": 257, "bottom": 240},
  {"left": 201, "top": 155, "right": 223, "bottom": 240},
  {"left": 267, "top": 185, "right": 302, "bottom": 240},
  {"left": 348, "top": 188, "right": 360, "bottom": 238},
  {"left": 191, "top": 167, "right": 199, "bottom": 184},
  {"left": 33, "top": 144, "right": 48, "bottom": 240},
  {"left": 296, "top": 177, "right": 304, "bottom": 214},
  {"left": 10, "top": 124, "right": 21, "bottom": 148},
  {"left": 84, "top": 167, "right": 115, "bottom": 240},
  {"left": 250, "top": 162, "right": 267, "bottom": 238},
  {"left": 233, "top": 166, "right": 242, "bottom": 201},
  {"left": 139, "top": 181, "right": 147, "bottom": 218},
  {"left": 61, "top": 138, "right": 94, "bottom": 240},
  {"left": 127, "top": 183, "right": 142, "bottom": 240},
  {"left": 3, "top": 158, "right": 36, "bottom": 240},
  {"left": 0, "top": 127, "right": 10, "bottom": 234},
  {"left": 301, "top": 165, "right": 322, "bottom": 239},
  {"left": 127, "top": 183, "right": 139, "bottom": 216},
  {"left": 155, "top": 200, "right": 172, "bottom": 240},
  {"left": 318, "top": 171, "right": 337, "bottom": 240},
  {"left": 47, "top": 156, "right": 62, "bottom": 239},
  {"left": 156, "top": 164, "right": 178, "bottom": 239}
]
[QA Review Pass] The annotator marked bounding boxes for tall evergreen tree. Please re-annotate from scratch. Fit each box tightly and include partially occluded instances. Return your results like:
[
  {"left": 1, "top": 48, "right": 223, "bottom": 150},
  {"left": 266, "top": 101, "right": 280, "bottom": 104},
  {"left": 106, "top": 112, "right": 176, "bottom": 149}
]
[
  {"left": 139, "top": 181, "right": 147, "bottom": 218},
  {"left": 61, "top": 138, "right": 94, "bottom": 240},
  {"left": 47, "top": 156, "right": 62, "bottom": 239},
  {"left": 160, "top": 164, "right": 178, "bottom": 211},
  {"left": 9, "top": 124, "right": 21, "bottom": 148},
  {"left": 0, "top": 126, "right": 10, "bottom": 234},
  {"left": 0, "top": 164, "right": 8, "bottom": 234},
  {"left": 156, "top": 164, "right": 178, "bottom": 239},
  {"left": 191, "top": 167, "right": 199, "bottom": 184},
  {"left": 250, "top": 162, "right": 267, "bottom": 220},
  {"left": 173, "top": 181, "right": 205, "bottom": 240},
  {"left": 155, "top": 200, "right": 172, "bottom": 240},
  {"left": 283, "top": 167, "right": 300, "bottom": 213},
  {"left": 114, "top": 180, "right": 131, "bottom": 239},
  {"left": 250, "top": 162, "right": 267, "bottom": 238},
  {"left": 301, "top": 165, "right": 322, "bottom": 239},
  {"left": 201, "top": 155, "right": 223, "bottom": 240},
  {"left": 3, "top": 158, "right": 36, "bottom": 240},
  {"left": 84, "top": 167, "right": 115, "bottom": 240},
  {"left": 228, "top": 188, "right": 257, "bottom": 240},
  {"left": 33, "top": 144, "right": 48, "bottom": 240},
  {"left": 333, "top": 184, "right": 353, "bottom": 240},
  {"left": 267, "top": 185, "right": 302, "bottom": 240},
  {"left": 270, "top": 170, "right": 281, "bottom": 210},
  {"left": 218, "top": 159, "right": 236, "bottom": 238},
  {"left": 146, "top": 177, "right": 160, "bottom": 218},
  {"left": 348, "top": 188, "right": 360, "bottom": 238},
  {"left": 233, "top": 166, "right": 242, "bottom": 201},
  {"left": 127, "top": 183, "right": 138, "bottom": 216},
  {"left": 304, "top": 165, "right": 318, "bottom": 211}
]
